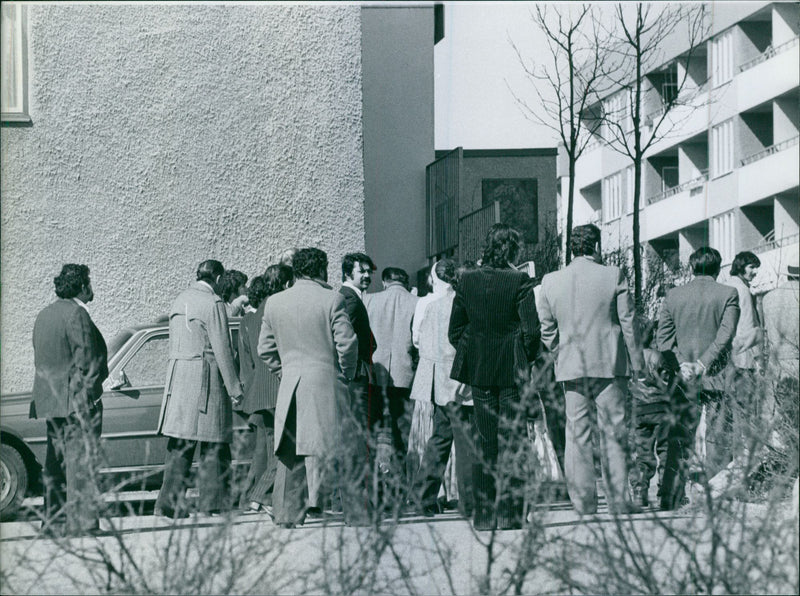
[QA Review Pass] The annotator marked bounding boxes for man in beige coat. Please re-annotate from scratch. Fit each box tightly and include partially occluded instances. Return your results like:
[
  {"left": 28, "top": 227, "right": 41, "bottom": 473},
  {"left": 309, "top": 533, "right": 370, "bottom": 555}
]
[
  {"left": 258, "top": 248, "right": 359, "bottom": 527},
  {"left": 538, "top": 225, "right": 644, "bottom": 515},
  {"left": 365, "top": 267, "right": 419, "bottom": 484},
  {"left": 156, "top": 260, "right": 244, "bottom": 518}
]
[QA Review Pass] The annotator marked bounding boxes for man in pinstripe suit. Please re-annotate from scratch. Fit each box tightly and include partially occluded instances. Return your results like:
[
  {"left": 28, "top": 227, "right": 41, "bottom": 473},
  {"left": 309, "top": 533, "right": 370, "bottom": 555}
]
[{"left": 449, "top": 223, "right": 541, "bottom": 530}]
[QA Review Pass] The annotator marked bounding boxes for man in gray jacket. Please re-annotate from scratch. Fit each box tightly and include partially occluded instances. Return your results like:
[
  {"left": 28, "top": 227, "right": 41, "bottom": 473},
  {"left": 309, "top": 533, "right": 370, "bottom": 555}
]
[
  {"left": 156, "top": 260, "right": 244, "bottom": 519},
  {"left": 657, "top": 247, "right": 740, "bottom": 502},
  {"left": 538, "top": 225, "right": 644, "bottom": 515}
]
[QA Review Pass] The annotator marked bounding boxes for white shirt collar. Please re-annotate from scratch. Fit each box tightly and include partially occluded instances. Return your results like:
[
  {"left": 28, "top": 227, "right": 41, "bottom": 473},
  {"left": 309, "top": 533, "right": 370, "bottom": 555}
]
[
  {"left": 342, "top": 280, "right": 364, "bottom": 299},
  {"left": 197, "top": 280, "right": 215, "bottom": 292},
  {"left": 73, "top": 297, "right": 89, "bottom": 312}
]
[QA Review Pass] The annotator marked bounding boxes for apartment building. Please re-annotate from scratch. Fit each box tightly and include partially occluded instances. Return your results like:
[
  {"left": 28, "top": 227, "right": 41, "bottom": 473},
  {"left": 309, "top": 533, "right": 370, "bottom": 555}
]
[{"left": 562, "top": 2, "right": 799, "bottom": 292}]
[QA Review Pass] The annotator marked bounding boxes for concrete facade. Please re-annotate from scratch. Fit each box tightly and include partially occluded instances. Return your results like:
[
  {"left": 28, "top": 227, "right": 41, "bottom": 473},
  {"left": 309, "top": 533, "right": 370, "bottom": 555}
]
[
  {"left": 361, "top": 7, "right": 434, "bottom": 287},
  {"left": 1, "top": 5, "right": 371, "bottom": 393}
]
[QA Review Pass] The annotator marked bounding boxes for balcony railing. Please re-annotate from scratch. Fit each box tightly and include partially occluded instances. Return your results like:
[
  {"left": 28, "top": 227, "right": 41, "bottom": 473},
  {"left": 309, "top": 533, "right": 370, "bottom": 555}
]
[
  {"left": 738, "top": 36, "right": 799, "bottom": 73},
  {"left": 646, "top": 171, "right": 709, "bottom": 205},
  {"left": 746, "top": 232, "right": 800, "bottom": 255},
  {"left": 739, "top": 135, "right": 800, "bottom": 167}
]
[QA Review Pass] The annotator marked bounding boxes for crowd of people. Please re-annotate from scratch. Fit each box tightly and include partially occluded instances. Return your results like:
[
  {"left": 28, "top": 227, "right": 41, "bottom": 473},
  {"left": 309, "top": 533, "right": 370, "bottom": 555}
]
[{"left": 30, "top": 223, "right": 799, "bottom": 536}]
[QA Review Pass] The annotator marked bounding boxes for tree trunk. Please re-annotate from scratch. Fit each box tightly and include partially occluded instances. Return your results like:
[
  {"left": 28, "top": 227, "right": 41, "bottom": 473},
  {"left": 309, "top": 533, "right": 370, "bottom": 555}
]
[
  {"left": 566, "top": 159, "right": 575, "bottom": 265},
  {"left": 633, "top": 159, "right": 643, "bottom": 314}
]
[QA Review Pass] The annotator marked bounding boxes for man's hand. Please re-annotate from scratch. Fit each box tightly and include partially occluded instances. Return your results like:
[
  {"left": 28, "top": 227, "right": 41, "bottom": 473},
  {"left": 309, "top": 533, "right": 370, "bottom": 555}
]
[{"left": 679, "top": 361, "right": 702, "bottom": 383}]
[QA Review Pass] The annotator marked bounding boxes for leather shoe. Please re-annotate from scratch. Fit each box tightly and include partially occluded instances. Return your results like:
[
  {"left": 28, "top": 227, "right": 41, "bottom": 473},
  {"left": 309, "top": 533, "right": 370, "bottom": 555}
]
[
  {"left": 305, "top": 506, "right": 324, "bottom": 519},
  {"left": 633, "top": 486, "right": 649, "bottom": 508}
]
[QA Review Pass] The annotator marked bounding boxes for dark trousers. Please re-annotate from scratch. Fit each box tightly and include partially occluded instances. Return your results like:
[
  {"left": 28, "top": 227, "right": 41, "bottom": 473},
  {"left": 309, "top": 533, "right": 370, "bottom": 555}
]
[
  {"left": 413, "top": 402, "right": 475, "bottom": 516},
  {"left": 44, "top": 403, "right": 103, "bottom": 533},
  {"left": 337, "top": 377, "right": 376, "bottom": 524},
  {"left": 156, "top": 437, "right": 232, "bottom": 515},
  {"left": 241, "top": 410, "right": 277, "bottom": 507},
  {"left": 272, "top": 397, "right": 329, "bottom": 525},
  {"left": 471, "top": 386, "right": 526, "bottom": 530},
  {"left": 632, "top": 405, "right": 671, "bottom": 492}
]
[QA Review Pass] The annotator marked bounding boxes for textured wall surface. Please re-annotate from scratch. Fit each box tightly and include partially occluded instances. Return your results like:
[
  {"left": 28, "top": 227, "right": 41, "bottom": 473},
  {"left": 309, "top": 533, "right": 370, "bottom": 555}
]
[{"left": 1, "top": 5, "right": 365, "bottom": 393}]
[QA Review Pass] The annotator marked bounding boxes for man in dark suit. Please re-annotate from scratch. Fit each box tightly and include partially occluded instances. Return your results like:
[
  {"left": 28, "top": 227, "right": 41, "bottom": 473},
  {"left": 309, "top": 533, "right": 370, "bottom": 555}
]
[
  {"left": 449, "top": 224, "right": 541, "bottom": 530},
  {"left": 538, "top": 224, "right": 644, "bottom": 515},
  {"left": 657, "top": 246, "right": 740, "bottom": 505},
  {"left": 31, "top": 264, "right": 108, "bottom": 536},
  {"left": 338, "top": 252, "right": 379, "bottom": 511}
]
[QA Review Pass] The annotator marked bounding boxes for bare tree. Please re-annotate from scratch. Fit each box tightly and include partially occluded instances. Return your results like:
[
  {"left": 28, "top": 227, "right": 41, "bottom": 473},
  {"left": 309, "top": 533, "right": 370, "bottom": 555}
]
[
  {"left": 597, "top": 3, "right": 708, "bottom": 312},
  {"left": 509, "top": 4, "right": 613, "bottom": 265}
]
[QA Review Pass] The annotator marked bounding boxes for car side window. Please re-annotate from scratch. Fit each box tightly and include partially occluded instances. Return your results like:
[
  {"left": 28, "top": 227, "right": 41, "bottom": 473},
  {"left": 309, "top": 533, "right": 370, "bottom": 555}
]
[{"left": 121, "top": 334, "right": 169, "bottom": 388}]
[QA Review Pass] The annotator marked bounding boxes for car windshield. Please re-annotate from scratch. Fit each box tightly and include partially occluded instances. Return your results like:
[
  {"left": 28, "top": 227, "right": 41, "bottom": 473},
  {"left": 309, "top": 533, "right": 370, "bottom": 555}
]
[{"left": 107, "top": 329, "right": 135, "bottom": 360}]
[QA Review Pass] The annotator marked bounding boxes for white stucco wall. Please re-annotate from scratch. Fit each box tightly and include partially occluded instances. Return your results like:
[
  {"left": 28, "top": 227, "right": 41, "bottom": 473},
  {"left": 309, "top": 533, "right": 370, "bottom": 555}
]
[{"left": 0, "top": 5, "right": 365, "bottom": 393}]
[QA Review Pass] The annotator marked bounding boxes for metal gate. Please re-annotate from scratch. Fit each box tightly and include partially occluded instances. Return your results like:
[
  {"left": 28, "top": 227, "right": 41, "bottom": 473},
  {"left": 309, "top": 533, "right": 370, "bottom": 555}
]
[{"left": 426, "top": 148, "right": 461, "bottom": 259}]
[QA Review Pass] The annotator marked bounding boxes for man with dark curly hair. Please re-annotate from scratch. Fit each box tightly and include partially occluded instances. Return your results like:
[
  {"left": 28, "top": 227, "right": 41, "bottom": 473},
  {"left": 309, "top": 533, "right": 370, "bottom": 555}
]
[{"left": 31, "top": 264, "right": 108, "bottom": 536}]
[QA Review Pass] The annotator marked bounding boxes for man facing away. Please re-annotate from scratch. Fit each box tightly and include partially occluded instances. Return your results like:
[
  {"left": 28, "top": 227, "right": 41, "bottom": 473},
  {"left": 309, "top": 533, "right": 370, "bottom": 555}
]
[
  {"left": 538, "top": 224, "right": 644, "bottom": 515},
  {"left": 156, "top": 260, "right": 244, "bottom": 518},
  {"left": 258, "top": 248, "right": 360, "bottom": 527},
  {"left": 657, "top": 246, "right": 739, "bottom": 501},
  {"left": 365, "top": 267, "right": 419, "bottom": 479},
  {"left": 31, "top": 264, "right": 108, "bottom": 536}
]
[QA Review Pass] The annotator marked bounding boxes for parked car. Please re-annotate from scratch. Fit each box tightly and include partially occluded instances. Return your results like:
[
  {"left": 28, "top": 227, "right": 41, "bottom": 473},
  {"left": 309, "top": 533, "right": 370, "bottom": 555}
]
[{"left": 0, "top": 316, "right": 253, "bottom": 520}]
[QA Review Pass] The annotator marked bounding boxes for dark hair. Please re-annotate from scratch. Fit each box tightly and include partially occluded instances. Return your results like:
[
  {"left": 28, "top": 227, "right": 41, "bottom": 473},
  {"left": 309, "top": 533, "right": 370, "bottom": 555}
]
[
  {"left": 342, "top": 252, "right": 375, "bottom": 281},
  {"left": 219, "top": 270, "right": 248, "bottom": 303},
  {"left": 264, "top": 264, "right": 294, "bottom": 297},
  {"left": 571, "top": 224, "right": 601, "bottom": 257},
  {"left": 196, "top": 260, "right": 225, "bottom": 285},
  {"left": 434, "top": 259, "right": 458, "bottom": 286},
  {"left": 54, "top": 264, "right": 90, "bottom": 299},
  {"left": 730, "top": 251, "right": 761, "bottom": 277},
  {"left": 382, "top": 267, "right": 410, "bottom": 286},
  {"left": 481, "top": 223, "right": 522, "bottom": 268},
  {"left": 246, "top": 276, "right": 269, "bottom": 309},
  {"left": 294, "top": 248, "right": 328, "bottom": 279},
  {"left": 689, "top": 247, "right": 722, "bottom": 277}
]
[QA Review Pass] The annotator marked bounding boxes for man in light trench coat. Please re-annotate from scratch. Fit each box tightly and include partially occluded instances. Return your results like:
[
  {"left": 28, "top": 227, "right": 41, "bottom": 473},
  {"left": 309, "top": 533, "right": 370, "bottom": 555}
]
[
  {"left": 258, "top": 248, "right": 359, "bottom": 527},
  {"left": 155, "top": 259, "right": 244, "bottom": 518}
]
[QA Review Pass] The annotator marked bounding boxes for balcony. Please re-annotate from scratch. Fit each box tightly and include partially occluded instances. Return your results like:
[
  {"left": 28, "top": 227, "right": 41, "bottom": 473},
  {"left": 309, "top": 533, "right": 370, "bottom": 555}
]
[
  {"left": 646, "top": 171, "right": 709, "bottom": 206},
  {"left": 737, "top": 37, "right": 800, "bottom": 113},
  {"left": 740, "top": 135, "right": 799, "bottom": 167},
  {"left": 644, "top": 179, "right": 710, "bottom": 240},
  {"left": 738, "top": 136, "right": 800, "bottom": 206},
  {"left": 738, "top": 36, "right": 799, "bottom": 73}
]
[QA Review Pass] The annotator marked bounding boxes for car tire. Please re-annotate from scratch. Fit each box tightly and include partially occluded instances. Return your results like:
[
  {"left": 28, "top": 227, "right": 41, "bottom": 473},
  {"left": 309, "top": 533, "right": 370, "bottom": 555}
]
[{"left": 0, "top": 444, "right": 28, "bottom": 521}]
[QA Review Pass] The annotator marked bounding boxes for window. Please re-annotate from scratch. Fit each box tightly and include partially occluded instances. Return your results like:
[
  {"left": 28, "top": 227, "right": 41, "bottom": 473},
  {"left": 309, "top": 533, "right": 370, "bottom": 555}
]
[
  {"left": 602, "top": 171, "right": 624, "bottom": 222},
  {"left": 602, "top": 91, "right": 628, "bottom": 137},
  {"left": 711, "top": 119, "right": 734, "bottom": 177},
  {"left": 625, "top": 166, "right": 635, "bottom": 213},
  {"left": 1, "top": 3, "right": 29, "bottom": 122},
  {"left": 710, "top": 29, "right": 734, "bottom": 87},
  {"left": 711, "top": 211, "right": 736, "bottom": 264},
  {"left": 121, "top": 334, "right": 169, "bottom": 388},
  {"left": 661, "top": 166, "right": 679, "bottom": 191}
]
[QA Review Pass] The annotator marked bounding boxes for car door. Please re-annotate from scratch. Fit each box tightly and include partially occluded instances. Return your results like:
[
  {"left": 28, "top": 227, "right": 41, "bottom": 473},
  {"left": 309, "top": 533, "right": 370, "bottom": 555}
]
[{"left": 100, "top": 330, "right": 170, "bottom": 477}]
